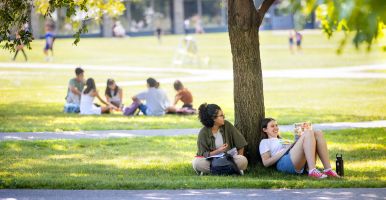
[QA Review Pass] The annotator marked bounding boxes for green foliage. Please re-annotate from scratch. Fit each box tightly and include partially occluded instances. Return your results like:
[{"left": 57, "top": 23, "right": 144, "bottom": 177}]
[
  {"left": 0, "top": 0, "right": 126, "bottom": 49},
  {"left": 291, "top": 0, "right": 386, "bottom": 53},
  {"left": 0, "top": 0, "right": 34, "bottom": 51},
  {"left": 1, "top": 0, "right": 385, "bottom": 51}
]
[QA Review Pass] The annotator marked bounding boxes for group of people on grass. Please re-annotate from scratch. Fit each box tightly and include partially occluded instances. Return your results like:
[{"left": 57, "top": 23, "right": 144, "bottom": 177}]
[
  {"left": 64, "top": 67, "right": 339, "bottom": 179},
  {"left": 193, "top": 104, "right": 341, "bottom": 179},
  {"left": 64, "top": 67, "right": 194, "bottom": 116}
]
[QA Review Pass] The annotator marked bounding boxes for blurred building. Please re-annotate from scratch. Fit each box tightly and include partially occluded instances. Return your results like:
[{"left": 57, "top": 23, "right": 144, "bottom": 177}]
[{"left": 29, "top": 0, "right": 316, "bottom": 39}]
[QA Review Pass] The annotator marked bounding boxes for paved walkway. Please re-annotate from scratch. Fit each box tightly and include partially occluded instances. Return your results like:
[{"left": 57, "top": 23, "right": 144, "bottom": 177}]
[
  {"left": 1, "top": 62, "right": 385, "bottom": 90},
  {"left": 0, "top": 188, "right": 384, "bottom": 200},
  {"left": 1, "top": 120, "right": 385, "bottom": 141}
]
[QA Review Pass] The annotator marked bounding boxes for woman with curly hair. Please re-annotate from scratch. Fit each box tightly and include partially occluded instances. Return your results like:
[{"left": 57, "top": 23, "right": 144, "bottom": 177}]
[{"left": 192, "top": 103, "right": 248, "bottom": 175}]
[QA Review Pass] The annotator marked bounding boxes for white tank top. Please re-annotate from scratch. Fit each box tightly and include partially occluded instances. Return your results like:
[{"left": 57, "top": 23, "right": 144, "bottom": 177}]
[{"left": 80, "top": 92, "right": 95, "bottom": 112}]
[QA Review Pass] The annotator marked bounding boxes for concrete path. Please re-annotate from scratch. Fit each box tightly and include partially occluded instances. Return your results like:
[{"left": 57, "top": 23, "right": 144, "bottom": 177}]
[
  {"left": 1, "top": 120, "right": 385, "bottom": 141},
  {"left": 0, "top": 188, "right": 385, "bottom": 200},
  {"left": 0, "top": 62, "right": 385, "bottom": 90}
]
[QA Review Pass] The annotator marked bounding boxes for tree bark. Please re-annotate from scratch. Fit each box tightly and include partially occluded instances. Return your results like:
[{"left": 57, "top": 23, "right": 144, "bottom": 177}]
[{"left": 228, "top": 0, "right": 266, "bottom": 165}]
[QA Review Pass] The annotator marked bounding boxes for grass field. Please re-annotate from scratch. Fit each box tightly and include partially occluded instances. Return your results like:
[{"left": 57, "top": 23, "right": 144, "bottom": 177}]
[
  {"left": 0, "top": 78, "right": 385, "bottom": 132},
  {"left": 0, "top": 31, "right": 385, "bottom": 132},
  {"left": 0, "top": 31, "right": 385, "bottom": 189},
  {"left": 1, "top": 31, "right": 386, "bottom": 70},
  {"left": 0, "top": 128, "right": 385, "bottom": 189}
]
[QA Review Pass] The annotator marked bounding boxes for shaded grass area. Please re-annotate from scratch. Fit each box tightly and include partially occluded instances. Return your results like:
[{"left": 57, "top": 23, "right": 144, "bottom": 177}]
[{"left": 0, "top": 128, "right": 385, "bottom": 189}]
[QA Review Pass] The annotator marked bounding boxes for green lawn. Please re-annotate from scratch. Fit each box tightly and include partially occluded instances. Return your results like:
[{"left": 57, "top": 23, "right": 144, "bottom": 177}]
[
  {"left": 1, "top": 128, "right": 385, "bottom": 189},
  {"left": 0, "top": 31, "right": 385, "bottom": 132},
  {"left": 0, "top": 78, "right": 385, "bottom": 132},
  {"left": 1, "top": 31, "right": 386, "bottom": 70}
]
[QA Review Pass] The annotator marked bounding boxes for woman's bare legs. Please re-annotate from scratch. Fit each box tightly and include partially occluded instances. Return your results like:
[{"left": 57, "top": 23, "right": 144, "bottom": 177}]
[
  {"left": 289, "top": 130, "right": 317, "bottom": 171},
  {"left": 314, "top": 130, "right": 332, "bottom": 169}
]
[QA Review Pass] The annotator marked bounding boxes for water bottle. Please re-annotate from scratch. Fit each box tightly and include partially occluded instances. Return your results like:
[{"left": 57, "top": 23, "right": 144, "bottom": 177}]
[{"left": 336, "top": 154, "right": 344, "bottom": 177}]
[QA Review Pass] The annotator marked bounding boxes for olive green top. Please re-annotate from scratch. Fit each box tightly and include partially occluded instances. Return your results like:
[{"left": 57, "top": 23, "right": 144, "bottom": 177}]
[{"left": 196, "top": 120, "right": 248, "bottom": 157}]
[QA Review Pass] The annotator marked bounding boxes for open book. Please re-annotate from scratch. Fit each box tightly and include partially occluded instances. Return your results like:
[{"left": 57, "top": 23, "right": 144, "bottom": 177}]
[{"left": 207, "top": 147, "right": 238, "bottom": 158}]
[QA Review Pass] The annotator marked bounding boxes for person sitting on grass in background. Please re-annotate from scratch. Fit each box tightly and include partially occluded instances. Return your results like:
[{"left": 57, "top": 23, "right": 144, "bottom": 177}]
[
  {"left": 259, "top": 118, "right": 340, "bottom": 179},
  {"left": 130, "top": 77, "right": 170, "bottom": 116},
  {"left": 166, "top": 80, "right": 195, "bottom": 114},
  {"left": 64, "top": 67, "right": 85, "bottom": 113},
  {"left": 192, "top": 103, "right": 248, "bottom": 175},
  {"left": 105, "top": 78, "right": 123, "bottom": 111},
  {"left": 80, "top": 78, "right": 117, "bottom": 115}
]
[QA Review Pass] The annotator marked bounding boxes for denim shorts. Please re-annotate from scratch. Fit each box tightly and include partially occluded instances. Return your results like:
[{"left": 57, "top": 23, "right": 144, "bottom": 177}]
[{"left": 276, "top": 153, "right": 304, "bottom": 174}]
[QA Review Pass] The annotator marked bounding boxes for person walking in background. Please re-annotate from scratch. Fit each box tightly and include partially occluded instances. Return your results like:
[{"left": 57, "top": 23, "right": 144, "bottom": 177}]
[
  {"left": 184, "top": 18, "right": 190, "bottom": 35},
  {"left": 43, "top": 21, "right": 55, "bottom": 62},
  {"left": 296, "top": 31, "right": 303, "bottom": 52},
  {"left": 12, "top": 31, "right": 28, "bottom": 61},
  {"left": 288, "top": 30, "right": 295, "bottom": 54},
  {"left": 155, "top": 26, "right": 162, "bottom": 44},
  {"left": 105, "top": 78, "right": 123, "bottom": 111}
]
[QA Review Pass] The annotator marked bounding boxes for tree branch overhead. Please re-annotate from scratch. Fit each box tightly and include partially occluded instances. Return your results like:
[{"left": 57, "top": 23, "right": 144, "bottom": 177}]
[{"left": 257, "top": 0, "right": 276, "bottom": 26}]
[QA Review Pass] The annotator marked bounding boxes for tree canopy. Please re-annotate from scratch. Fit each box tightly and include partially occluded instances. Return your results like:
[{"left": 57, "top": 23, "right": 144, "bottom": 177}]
[
  {"left": 0, "top": 0, "right": 384, "bottom": 51},
  {"left": 291, "top": 0, "right": 386, "bottom": 52},
  {"left": 0, "top": 0, "right": 125, "bottom": 51}
]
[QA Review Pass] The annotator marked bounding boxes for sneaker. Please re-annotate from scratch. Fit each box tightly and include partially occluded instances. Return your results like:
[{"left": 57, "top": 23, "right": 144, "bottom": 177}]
[
  {"left": 308, "top": 168, "right": 327, "bottom": 179},
  {"left": 324, "top": 169, "right": 340, "bottom": 178}
]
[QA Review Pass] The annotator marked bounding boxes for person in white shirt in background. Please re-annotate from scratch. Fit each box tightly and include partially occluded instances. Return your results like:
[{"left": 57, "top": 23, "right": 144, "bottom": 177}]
[
  {"left": 113, "top": 21, "right": 126, "bottom": 38},
  {"left": 132, "top": 77, "right": 170, "bottom": 116}
]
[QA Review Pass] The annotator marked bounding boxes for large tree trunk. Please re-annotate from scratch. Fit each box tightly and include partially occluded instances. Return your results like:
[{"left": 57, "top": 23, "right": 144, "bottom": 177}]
[{"left": 228, "top": 0, "right": 266, "bottom": 165}]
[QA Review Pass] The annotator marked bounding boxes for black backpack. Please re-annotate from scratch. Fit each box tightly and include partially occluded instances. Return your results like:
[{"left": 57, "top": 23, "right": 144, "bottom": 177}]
[{"left": 209, "top": 154, "right": 241, "bottom": 175}]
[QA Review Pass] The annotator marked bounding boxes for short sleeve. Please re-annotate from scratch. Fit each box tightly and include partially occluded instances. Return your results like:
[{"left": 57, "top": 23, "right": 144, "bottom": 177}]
[
  {"left": 196, "top": 128, "right": 211, "bottom": 157},
  {"left": 68, "top": 79, "right": 75, "bottom": 87},
  {"left": 259, "top": 139, "right": 270, "bottom": 155},
  {"left": 136, "top": 91, "right": 148, "bottom": 100},
  {"left": 225, "top": 121, "right": 247, "bottom": 149}
]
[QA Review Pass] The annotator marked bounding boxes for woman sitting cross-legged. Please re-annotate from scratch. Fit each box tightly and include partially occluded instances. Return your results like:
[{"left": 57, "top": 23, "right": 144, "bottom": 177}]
[
  {"left": 259, "top": 118, "right": 340, "bottom": 179},
  {"left": 192, "top": 103, "right": 248, "bottom": 175},
  {"left": 105, "top": 78, "right": 123, "bottom": 111}
]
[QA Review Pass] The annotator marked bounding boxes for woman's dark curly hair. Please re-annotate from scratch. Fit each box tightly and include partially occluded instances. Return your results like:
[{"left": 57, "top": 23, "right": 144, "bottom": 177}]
[{"left": 198, "top": 103, "right": 221, "bottom": 128}]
